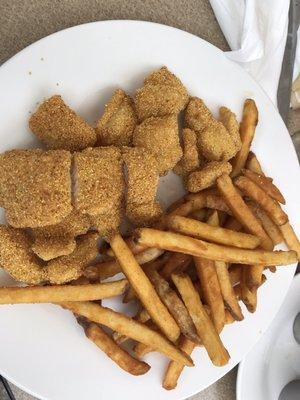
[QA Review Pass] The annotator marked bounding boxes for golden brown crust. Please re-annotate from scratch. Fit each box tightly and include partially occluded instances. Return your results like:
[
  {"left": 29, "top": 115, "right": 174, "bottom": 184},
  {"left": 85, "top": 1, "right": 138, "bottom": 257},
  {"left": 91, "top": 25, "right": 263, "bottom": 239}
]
[
  {"left": 187, "top": 161, "right": 232, "bottom": 192},
  {"left": 133, "top": 115, "right": 182, "bottom": 175},
  {"left": 173, "top": 128, "right": 200, "bottom": 177},
  {"left": 96, "top": 89, "right": 137, "bottom": 146},
  {"left": 0, "top": 149, "right": 72, "bottom": 228},
  {"left": 29, "top": 95, "right": 96, "bottom": 151},
  {"left": 219, "top": 107, "right": 242, "bottom": 152}
]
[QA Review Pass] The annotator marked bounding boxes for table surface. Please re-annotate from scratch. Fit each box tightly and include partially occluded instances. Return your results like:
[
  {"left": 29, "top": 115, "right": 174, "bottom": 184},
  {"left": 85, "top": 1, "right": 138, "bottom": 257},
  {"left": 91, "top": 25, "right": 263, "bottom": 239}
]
[{"left": 0, "top": 1, "right": 298, "bottom": 400}]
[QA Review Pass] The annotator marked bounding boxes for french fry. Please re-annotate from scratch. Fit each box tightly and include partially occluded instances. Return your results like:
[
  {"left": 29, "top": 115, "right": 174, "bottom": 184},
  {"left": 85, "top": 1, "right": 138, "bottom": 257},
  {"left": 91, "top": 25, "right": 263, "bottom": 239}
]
[
  {"left": 166, "top": 215, "right": 261, "bottom": 249},
  {"left": 189, "top": 209, "right": 207, "bottom": 222},
  {"left": 231, "top": 99, "right": 258, "bottom": 177},
  {"left": 76, "top": 316, "right": 150, "bottom": 376},
  {"left": 135, "top": 228, "right": 297, "bottom": 266},
  {"left": 110, "top": 234, "right": 180, "bottom": 342},
  {"left": 242, "top": 169, "right": 285, "bottom": 204},
  {"left": 280, "top": 222, "right": 300, "bottom": 259},
  {"left": 84, "top": 247, "right": 164, "bottom": 281},
  {"left": 247, "top": 202, "right": 283, "bottom": 246},
  {"left": 217, "top": 174, "right": 273, "bottom": 250},
  {"left": 171, "top": 273, "right": 229, "bottom": 366},
  {"left": 134, "top": 320, "right": 159, "bottom": 358},
  {"left": 146, "top": 269, "right": 201, "bottom": 344},
  {"left": 61, "top": 302, "right": 193, "bottom": 366},
  {"left": 240, "top": 268, "right": 257, "bottom": 313},
  {"left": 113, "top": 308, "right": 151, "bottom": 345},
  {"left": 235, "top": 176, "right": 288, "bottom": 226},
  {"left": 225, "top": 310, "right": 235, "bottom": 325},
  {"left": 0, "top": 280, "right": 128, "bottom": 304},
  {"left": 186, "top": 193, "right": 232, "bottom": 215},
  {"left": 163, "top": 336, "right": 196, "bottom": 390},
  {"left": 224, "top": 216, "right": 243, "bottom": 232},
  {"left": 245, "top": 151, "right": 264, "bottom": 175},
  {"left": 160, "top": 252, "right": 191, "bottom": 280},
  {"left": 245, "top": 264, "right": 265, "bottom": 289},
  {"left": 229, "top": 265, "right": 242, "bottom": 286},
  {"left": 106, "top": 238, "right": 147, "bottom": 257}
]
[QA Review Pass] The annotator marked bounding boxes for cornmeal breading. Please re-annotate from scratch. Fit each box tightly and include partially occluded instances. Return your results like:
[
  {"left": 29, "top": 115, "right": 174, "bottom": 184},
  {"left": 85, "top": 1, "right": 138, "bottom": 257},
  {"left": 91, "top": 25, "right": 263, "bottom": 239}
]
[
  {"left": 122, "top": 147, "right": 162, "bottom": 226},
  {"left": 173, "top": 128, "right": 201, "bottom": 177},
  {"left": 0, "top": 149, "right": 72, "bottom": 228},
  {"left": 219, "top": 107, "right": 242, "bottom": 152},
  {"left": 96, "top": 89, "right": 137, "bottom": 146},
  {"left": 91, "top": 209, "right": 123, "bottom": 239},
  {"left": 133, "top": 115, "right": 182, "bottom": 175},
  {"left": 32, "top": 209, "right": 91, "bottom": 261},
  {"left": 187, "top": 161, "right": 232, "bottom": 192},
  {"left": 135, "top": 67, "right": 188, "bottom": 121},
  {"left": 29, "top": 95, "right": 96, "bottom": 151}
]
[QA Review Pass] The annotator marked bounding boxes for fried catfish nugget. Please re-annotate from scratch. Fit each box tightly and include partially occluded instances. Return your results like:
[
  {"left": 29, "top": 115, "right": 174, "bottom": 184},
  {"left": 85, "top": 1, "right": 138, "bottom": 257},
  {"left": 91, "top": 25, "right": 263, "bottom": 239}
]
[
  {"left": 135, "top": 67, "right": 188, "bottom": 121},
  {"left": 174, "top": 128, "right": 201, "bottom": 178},
  {"left": 133, "top": 115, "right": 182, "bottom": 175},
  {"left": 123, "top": 147, "right": 162, "bottom": 226},
  {"left": 96, "top": 89, "right": 137, "bottom": 146},
  {"left": 32, "top": 210, "right": 91, "bottom": 261},
  {"left": 29, "top": 95, "right": 96, "bottom": 151},
  {"left": 187, "top": 161, "right": 232, "bottom": 192},
  {"left": 0, "top": 150, "right": 72, "bottom": 228},
  {"left": 185, "top": 98, "right": 237, "bottom": 161},
  {"left": 74, "top": 147, "right": 124, "bottom": 237},
  {"left": 219, "top": 107, "right": 242, "bottom": 152}
]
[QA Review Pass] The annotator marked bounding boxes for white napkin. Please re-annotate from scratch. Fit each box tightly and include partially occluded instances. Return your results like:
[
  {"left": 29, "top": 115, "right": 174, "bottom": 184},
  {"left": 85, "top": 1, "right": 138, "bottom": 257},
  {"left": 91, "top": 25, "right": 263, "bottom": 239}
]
[{"left": 209, "top": 0, "right": 290, "bottom": 106}]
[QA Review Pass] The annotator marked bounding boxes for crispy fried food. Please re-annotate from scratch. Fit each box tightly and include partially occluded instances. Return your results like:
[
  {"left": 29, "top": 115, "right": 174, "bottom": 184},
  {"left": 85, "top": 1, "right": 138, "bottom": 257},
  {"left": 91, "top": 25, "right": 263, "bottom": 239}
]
[
  {"left": 280, "top": 222, "right": 300, "bottom": 259},
  {"left": 163, "top": 336, "right": 196, "bottom": 390},
  {"left": 84, "top": 247, "right": 164, "bottom": 281},
  {"left": 240, "top": 268, "right": 257, "bottom": 313},
  {"left": 77, "top": 317, "right": 150, "bottom": 376},
  {"left": 32, "top": 209, "right": 91, "bottom": 260},
  {"left": 160, "top": 253, "right": 191, "bottom": 280},
  {"left": 229, "top": 264, "right": 242, "bottom": 286},
  {"left": 0, "top": 280, "right": 128, "bottom": 304},
  {"left": 106, "top": 238, "right": 147, "bottom": 257},
  {"left": 224, "top": 216, "right": 243, "bottom": 232},
  {"left": 219, "top": 106, "right": 242, "bottom": 152},
  {"left": 245, "top": 264, "right": 265, "bottom": 289},
  {"left": 216, "top": 174, "right": 273, "bottom": 250},
  {"left": 174, "top": 128, "right": 201, "bottom": 177},
  {"left": 29, "top": 95, "right": 96, "bottom": 151},
  {"left": 187, "top": 161, "right": 232, "bottom": 192},
  {"left": 0, "top": 226, "right": 46, "bottom": 284},
  {"left": 184, "top": 97, "right": 214, "bottom": 132},
  {"left": 122, "top": 147, "right": 162, "bottom": 225},
  {"left": 242, "top": 169, "right": 285, "bottom": 204},
  {"left": 231, "top": 99, "right": 258, "bottom": 177},
  {"left": 135, "top": 67, "right": 188, "bottom": 121},
  {"left": 0, "top": 149, "right": 72, "bottom": 228},
  {"left": 235, "top": 176, "right": 288, "bottom": 226},
  {"left": 135, "top": 228, "right": 297, "bottom": 266},
  {"left": 165, "top": 215, "right": 261, "bottom": 249},
  {"left": 245, "top": 151, "right": 264, "bottom": 175},
  {"left": 133, "top": 115, "right": 182, "bottom": 175},
  {"left": 46, "top": 232, "right": 99, "bottom": 284},
  {"left": 110, "top": 234, "right": 180, "bottom": 342},
  {"left": 171, "top": 273, "right": 229, "bottom": 366},
  {"left": 61, "top": 301, "right": 193, "bottom": 366},
  {"left": 96, "top": 89, "right": 137, "bottom": 146},
  {"left": 146, "top": 269, "right": 201, "bottom": 344}
]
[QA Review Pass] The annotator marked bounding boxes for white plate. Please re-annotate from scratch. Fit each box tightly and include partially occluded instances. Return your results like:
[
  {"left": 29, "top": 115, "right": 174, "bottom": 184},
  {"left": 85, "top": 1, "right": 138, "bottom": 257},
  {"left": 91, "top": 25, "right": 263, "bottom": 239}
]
[
  {"left": 237, "top": 274, "right": 300, "bottom": 400},
  {"left": 0, "top": 20, "right": 299, "bottom": 400}
]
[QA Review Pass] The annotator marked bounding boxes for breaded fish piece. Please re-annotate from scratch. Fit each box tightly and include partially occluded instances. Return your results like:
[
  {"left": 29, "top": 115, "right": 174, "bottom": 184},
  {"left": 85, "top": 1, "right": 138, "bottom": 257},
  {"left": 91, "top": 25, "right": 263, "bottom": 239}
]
[
  {"left": 29, "top": 95, "right": 96, "bottom": 151},
  {"left": 32, "top": 210, "right": 91, "bottom": 261},
  {"left": 133, "top": 115, "right": 182, "bottom": 175},
  {"left": 0, "top": 226, "right": 46, "bottom": 284},
  {"left": 96, "top": 89, "right": 137, "bottom": 146},
  {"left": 219, "top": 107, "right": 242, "bottom": 152},
  {"left": 187, "top": 161, "right": 232, "bottom": 192},
  {"left": 0, "top": 149, "right": 72, "bottom": 228},
  {"left": 185, "top": 97, "right": 237, "bottom": 161},
  {"left": 135, "top": 67, "right": 188, "bottom": 121},
  {"left": 122, "top": 147, "right": 162, "bottom": 226},
  {"left": 46, "top": 232, "right": 99, "bottom": 284},
  {"left": 173, "top": 128, "right": 201, "bottom": 177},
  {"left": 91, "top": 209, "right": 123, "bottom": 239}
]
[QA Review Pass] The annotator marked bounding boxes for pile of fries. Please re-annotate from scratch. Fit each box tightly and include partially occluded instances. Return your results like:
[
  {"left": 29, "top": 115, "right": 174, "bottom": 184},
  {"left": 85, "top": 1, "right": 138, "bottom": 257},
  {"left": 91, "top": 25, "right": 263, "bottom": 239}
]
[{"left": 0, "top": 97, "right": 299, "bottom": 391}]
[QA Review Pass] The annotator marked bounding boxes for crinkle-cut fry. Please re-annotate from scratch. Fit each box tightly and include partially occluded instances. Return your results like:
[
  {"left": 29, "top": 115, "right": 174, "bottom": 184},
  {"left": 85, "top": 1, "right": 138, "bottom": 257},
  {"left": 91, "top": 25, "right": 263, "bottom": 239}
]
[
  {"left": 0, "top": 280, "right": 128, "bottom": 304},
  {"left": 171, "top": 273, "right": 229, "bottom": 366},
  {"left": 160, "top": 252, "right": 192, "bottom": 280},
  {"left": 240, "top": 268, "right": 257, "bottom": 313},
  {"left": 245, "top": 265, "right": 265, "bottom": 289},
  {"left": 166, "top": 215, "right": 261, "bottom": 249},
  {"left": 60, "top": 302, "right": 193, "bottom": 366},
  {"left": 146, "top": 269, "right": 201, "bottom": 344},
  {"left": 242, "top": 169, "right": 285, "bottom": 204},
  {"left": 163, "top": 336, "right": 196, "bottom": 390},
  {"left": 216, "top": 174, "right": 273, "bottom": 250},
  {"left": 134, "top": 228, "right": 297, "bottom": 266},
  {"left": 110, "top": 234, "right": 180, "bottom": 342},
  {"left": 246, "top": 151, "right": 264, "bottom": 175},
  {"left": 229, "top": 265, "right": 242, "bottom": 286},
  {"left": 84, "top": 247, "right": 164, "bottom": 281},
  {"left": 280, "top": 222, "right": 300, "bottom": 259},
  {"left": 231, "top": 99, "right": 258, "bottom": 177},
  {"left": 247, "top": 202, "right": 283, "bottom": 246},
  {"left": 235, "top": 176, "right": 288, "bottom": 226},
  {"left": 76, "top": 317, "right": 150, "bottom": 376}
]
